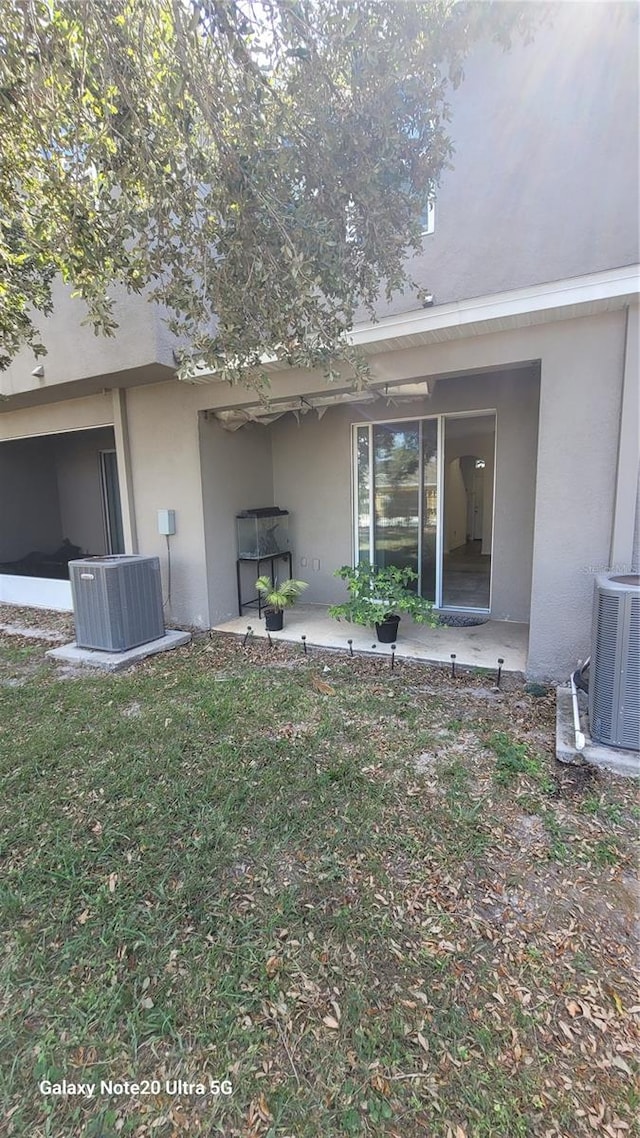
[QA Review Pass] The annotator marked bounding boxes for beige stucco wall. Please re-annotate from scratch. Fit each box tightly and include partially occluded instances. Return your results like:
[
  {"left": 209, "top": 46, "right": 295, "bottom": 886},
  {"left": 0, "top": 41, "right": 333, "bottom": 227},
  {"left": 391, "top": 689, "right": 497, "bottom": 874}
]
[
  {"left": 103, "top": 307, "right": 629, "bottom": 677},
  {"left": 123, "top": 382, "right": 210, "bottom": 627},
  {"left": 0, "top": 392, "right": 114, "bottom": 441},
  {"left": 199, "top": 417, "right": 274, "bottom": 622},
  {"left": 2, "top": 306, "right": 632, "bottom": 680},
  {"left": 0, "top": 436, "right": 63, "bottom": 560},
  {"left": 362, "top": 2, "right": 639, "bottom": 320},
  {"left": 1, "top": 280, "right": 175, "bottom": 401},
  {"left": 526, "top": 314, "right": 628, "bottom": 679}
]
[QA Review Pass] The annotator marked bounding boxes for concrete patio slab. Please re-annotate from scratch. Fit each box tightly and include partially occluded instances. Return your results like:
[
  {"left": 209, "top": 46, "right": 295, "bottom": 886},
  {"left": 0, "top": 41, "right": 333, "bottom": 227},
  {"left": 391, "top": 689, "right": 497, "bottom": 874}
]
[
  {"left": 46, "top": 630, "right": 191, "bottom": 672},
  {"left": 555, "top": 685, "right": 640, "bottom": 777},
  {"left": 213, "top": 604, "right": 528, "bottom": 672}
]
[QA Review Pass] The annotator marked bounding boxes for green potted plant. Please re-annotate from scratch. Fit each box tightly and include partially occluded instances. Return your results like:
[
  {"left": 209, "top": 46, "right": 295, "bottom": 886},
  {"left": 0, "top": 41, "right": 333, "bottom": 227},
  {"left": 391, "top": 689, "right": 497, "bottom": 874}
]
[
  {"left": 255, "top": 575, "right": 308, "bottom": 631},
  {"left": 329, "top": 562, "right": 437, "bottom": 642}
]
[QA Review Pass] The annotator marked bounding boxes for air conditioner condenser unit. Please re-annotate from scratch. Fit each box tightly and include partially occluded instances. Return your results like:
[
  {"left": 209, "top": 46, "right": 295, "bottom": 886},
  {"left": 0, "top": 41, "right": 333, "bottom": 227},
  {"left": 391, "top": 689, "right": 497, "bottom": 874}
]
[
  {"left": 69, "top": 555, "right": 165, "bottom": 652},
  {"left": 589, "top": 574, "right": 640, "bottom": 751}
]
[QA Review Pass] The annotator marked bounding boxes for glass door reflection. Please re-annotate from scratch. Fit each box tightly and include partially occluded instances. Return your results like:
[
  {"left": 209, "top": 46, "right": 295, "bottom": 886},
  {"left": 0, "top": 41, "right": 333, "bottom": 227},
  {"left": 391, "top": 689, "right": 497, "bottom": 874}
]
[{"left": 372, "top": 422, "right": 419, "bottom": 578}]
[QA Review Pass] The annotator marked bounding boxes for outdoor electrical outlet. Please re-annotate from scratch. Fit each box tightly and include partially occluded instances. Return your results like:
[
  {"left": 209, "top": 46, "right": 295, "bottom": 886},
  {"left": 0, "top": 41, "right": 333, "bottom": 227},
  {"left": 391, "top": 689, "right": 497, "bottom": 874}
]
[
  {"left": 300, "top": 556, "right": 308, "bottom": 568},
  {"left": 312, "top": 558, "right": 320, "bottom": 572}
]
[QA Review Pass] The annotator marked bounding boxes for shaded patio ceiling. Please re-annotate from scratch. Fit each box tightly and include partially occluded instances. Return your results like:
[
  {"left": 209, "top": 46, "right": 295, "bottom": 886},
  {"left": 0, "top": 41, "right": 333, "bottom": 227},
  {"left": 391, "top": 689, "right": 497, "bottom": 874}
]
[{"left": 207, "top": 378, "right": 437, "bottom": 430}]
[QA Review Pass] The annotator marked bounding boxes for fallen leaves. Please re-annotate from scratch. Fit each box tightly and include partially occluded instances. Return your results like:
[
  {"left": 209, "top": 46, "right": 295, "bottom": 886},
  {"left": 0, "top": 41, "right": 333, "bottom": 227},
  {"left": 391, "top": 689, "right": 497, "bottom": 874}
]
[
  {"left": 322, "top": 1014, "right": 340, "bottom": 1030},
  {"left": 310, "top": 675, "right": 336, "bottom": 696},
  {"left": 2, "top": 631, "right": 638, "bottom": 1138},
  {"left": 265, "top": 955, "right": 282, "bottom": 979}
]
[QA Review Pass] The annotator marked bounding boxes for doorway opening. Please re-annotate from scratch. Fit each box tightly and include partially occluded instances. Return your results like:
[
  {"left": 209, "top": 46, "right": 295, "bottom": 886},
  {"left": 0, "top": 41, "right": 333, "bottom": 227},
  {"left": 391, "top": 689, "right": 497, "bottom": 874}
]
[{"left": 354, "top": 411, "right": 495, "bottom": 610}]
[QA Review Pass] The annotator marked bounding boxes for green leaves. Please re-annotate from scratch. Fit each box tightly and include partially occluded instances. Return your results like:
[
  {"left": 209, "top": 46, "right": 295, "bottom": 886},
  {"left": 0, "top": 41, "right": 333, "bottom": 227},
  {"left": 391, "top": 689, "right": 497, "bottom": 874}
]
[
  {"left": 255, "top": 576, "right": 308, "bottom": 612},
  {"left": 0, "top": 0, "right": 532, "bottom": 387},
  {"left": 329, "top": 562, "right": 438, "bottom": 627}
]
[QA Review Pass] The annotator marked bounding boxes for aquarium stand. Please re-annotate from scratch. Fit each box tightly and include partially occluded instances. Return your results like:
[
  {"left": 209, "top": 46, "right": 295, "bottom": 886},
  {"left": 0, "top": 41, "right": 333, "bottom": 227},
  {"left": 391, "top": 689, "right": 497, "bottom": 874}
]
[{"left": 236, "top": 551, "right": 293, "bottom": 617}]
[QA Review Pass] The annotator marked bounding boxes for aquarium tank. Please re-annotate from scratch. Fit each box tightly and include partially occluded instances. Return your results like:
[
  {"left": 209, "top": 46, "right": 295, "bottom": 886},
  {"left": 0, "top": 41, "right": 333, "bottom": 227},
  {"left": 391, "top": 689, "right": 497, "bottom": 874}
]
[{"left": 236, "top": 508, "right": 290, "bottom": 558}]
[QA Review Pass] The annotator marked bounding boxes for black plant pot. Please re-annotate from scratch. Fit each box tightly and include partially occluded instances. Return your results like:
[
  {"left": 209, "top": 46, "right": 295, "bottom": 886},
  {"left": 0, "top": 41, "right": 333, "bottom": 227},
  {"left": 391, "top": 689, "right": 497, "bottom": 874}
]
[
  {"left": 264, "top": 609, "right": 284, "bottom": 632},
  {"left": 375, "top": 614, "right": 400, "bottom": 643}
]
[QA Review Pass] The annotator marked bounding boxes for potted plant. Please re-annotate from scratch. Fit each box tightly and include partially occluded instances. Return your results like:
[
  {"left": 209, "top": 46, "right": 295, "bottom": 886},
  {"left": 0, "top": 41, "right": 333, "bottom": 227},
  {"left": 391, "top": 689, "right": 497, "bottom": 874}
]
[
  {"left": 328, "top": 562, "right": 437, "bottom": 642},
  {"left": 255, "top": 575, "right": 308, "bottom": 631}
]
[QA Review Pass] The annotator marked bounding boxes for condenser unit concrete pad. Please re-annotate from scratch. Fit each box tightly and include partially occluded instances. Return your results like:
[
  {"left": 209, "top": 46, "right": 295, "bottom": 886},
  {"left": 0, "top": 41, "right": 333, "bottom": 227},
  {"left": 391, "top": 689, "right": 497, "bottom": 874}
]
[
  {"left": 47, "top": 630, "right": 191, "bottom": 672},
  {"left": 555, "top": 686, "right": 640, "bottom": 777}
]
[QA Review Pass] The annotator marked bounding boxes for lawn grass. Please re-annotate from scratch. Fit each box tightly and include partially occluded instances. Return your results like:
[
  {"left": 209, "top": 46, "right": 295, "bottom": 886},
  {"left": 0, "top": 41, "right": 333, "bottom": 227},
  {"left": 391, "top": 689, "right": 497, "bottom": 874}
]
[{"left": 0, "top": 626, "right": 638, "bottom": 1138}]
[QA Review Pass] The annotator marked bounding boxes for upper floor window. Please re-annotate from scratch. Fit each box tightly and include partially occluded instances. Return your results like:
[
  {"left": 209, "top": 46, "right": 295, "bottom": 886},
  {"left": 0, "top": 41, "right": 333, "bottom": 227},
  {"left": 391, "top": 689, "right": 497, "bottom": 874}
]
[{"left": 421, "top": 200, "right": 435, "bottom": 236}]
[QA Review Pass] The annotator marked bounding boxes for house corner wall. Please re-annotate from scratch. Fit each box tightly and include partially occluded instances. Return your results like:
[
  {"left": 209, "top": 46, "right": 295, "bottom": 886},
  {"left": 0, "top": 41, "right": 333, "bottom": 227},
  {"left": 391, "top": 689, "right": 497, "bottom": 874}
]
[
  {"left": 198, "top": 415, "right": 275, "bottom": 623},
  {"left": 124, "top": 382, "right": 210, "bottom": 628},
  {"left": 526, "top": 311, "right": 628, "bottom": 680}
]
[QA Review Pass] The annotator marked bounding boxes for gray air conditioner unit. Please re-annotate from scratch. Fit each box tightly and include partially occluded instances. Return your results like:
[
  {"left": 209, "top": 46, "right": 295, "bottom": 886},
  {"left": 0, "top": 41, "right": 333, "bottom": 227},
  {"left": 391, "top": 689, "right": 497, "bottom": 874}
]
[
  {"left": 589, "top": 574, "right": 640, "bottom": 751},
  {"left": 69, "top": 555, "right": 164, "bottom": 652}
]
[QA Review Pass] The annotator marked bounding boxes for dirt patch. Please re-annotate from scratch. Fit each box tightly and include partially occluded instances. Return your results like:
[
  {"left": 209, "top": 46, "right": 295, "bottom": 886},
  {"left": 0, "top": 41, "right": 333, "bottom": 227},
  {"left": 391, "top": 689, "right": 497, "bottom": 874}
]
[
  {"left": 413, "top": 751, "right": 439, "bottom": 773},
  {"left": 513, "top": 813, "right": 549, "bottom": 849},
  {"left": 0, "top": 622, "right": 67, "bottom": 642},
  {"left": 0, "top": 603, "right": 74, "bottom": 639}
]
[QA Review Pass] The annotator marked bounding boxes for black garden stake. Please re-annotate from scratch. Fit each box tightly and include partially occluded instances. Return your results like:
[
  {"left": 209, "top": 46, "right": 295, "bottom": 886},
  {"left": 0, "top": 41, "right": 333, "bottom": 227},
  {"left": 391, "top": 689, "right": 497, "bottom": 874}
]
[
  {"left": 390, "top": 644, "right": 396, "bottom": 670},
  {"left": 347, "top": 638, "right": 354, "bottom": 657},
  {"left": 450, "top": 653, "right": 457, "bottom": 679},
  {"left": 496, "top": 657, "right": 504, "bottom": 688},
  {"left": 243, "top": 625, "right": 253, "bottom": 647},
  {"left": 301, "top": 635, "right": 307, "bottom": 655}
]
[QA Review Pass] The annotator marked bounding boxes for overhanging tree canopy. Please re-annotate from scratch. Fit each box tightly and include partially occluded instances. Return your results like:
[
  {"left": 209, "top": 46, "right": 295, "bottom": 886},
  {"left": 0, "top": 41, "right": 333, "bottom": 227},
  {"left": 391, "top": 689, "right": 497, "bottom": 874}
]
[{"left": 0, "top": 0, "right": 534, "bottom": 385}]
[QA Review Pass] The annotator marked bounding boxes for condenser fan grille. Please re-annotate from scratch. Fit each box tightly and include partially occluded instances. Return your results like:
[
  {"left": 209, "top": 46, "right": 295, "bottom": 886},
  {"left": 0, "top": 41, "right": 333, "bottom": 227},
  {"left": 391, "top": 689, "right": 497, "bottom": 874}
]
[{"left": 589, "top": 576, "right": 640, "bottom": 751}]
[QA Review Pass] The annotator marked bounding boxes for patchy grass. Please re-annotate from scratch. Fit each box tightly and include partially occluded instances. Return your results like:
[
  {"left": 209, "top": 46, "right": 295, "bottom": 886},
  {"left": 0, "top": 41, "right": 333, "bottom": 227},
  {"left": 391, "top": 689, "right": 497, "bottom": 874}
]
[{"left": 0, "top": 626, "right": 638, "bottom": 1138}]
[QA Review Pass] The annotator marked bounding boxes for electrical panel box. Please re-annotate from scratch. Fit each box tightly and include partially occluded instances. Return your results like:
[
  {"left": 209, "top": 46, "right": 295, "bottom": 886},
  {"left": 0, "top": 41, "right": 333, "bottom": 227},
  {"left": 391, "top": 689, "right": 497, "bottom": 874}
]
[
  {"left": 158, "top": 509, "right": 176, "bottom": 535},
  {"left": 69, "top": 555, "right": 164, "bottom": 651}
]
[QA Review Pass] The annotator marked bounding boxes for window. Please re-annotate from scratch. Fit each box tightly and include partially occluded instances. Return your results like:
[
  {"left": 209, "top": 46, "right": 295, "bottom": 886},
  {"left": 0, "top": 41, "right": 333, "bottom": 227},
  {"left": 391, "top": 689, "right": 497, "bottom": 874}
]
[{"left": 421, "top": 199, "right": 435, "bottom": 236}]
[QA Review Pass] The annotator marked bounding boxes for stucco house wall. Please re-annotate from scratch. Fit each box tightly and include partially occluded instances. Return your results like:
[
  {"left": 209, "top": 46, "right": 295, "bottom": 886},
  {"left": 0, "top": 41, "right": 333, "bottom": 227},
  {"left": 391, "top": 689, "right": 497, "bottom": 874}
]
[
  {"left": 1, "top": 280, "right": 175, "bottom": 403},
  {"left": 110, "top": 302, "right": 631, "bottom": 680},
  {"left": 375, "top": 1, "right": 639, "bottom": 319},
  {"left": 0, "top": 301, "right": 632, "bottom": 682},
  {"left": 0, "top": 3, "right": 636, "bottom": 681},
  {"left": 122, "top": 380, "right": 211, "bottom": 628},
  {"left": 198, "top": 416, "right": 275, "bottom": 624}
]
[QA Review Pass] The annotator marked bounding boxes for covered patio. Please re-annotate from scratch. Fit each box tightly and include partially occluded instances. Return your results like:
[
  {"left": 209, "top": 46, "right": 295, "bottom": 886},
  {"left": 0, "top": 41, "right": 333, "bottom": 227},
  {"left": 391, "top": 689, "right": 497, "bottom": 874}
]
[
  {"left": 0, "top": 425, "right": 124, "bottom": 611},
  {"left": 213, "top": 604, "right": 529, "bottom": 672}
]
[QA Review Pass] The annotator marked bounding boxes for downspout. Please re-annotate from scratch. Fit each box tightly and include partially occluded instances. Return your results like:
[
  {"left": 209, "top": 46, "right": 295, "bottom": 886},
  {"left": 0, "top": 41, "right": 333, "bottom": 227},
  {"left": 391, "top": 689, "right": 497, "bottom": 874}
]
[
  {"left": 610, "top": 305, "right": 639, "bottom": 569},
  {"left": 112, "top": 388, "right": 138, "bottom": 553}
]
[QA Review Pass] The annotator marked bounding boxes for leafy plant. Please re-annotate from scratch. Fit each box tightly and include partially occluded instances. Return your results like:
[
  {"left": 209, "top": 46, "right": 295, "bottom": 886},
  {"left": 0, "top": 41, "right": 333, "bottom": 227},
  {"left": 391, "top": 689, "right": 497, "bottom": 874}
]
[
  {"left": 328, "top": 562, "right": 437, "bottom": 628},
  {"left": 255, "top": 576, "right": 308, "bottom": 613},
  {"left": 0, "top": 1, "right": 540, "bottom": 381}
]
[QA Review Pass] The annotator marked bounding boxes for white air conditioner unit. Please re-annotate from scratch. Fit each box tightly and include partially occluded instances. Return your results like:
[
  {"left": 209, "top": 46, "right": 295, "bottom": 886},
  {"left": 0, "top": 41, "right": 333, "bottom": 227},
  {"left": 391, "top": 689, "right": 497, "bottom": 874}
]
[
  {"left": 69, "top": 555, "right": 164, "bottom": 652},
  {"left": 589, "top": 574, "right": 640, "bottom": 750}
]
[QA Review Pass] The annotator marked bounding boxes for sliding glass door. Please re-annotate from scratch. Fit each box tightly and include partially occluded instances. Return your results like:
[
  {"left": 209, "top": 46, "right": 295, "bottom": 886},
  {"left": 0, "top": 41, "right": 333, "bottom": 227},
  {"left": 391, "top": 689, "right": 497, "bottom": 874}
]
[
  {"left": 373, "top": 422, "right": 420, "bottom": 577},
  {"left": 354, "top": 413, "right": 495, "bottom": 610},
  {"left": 99, "top": 450, "right": 125, "bottom": 555}
]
